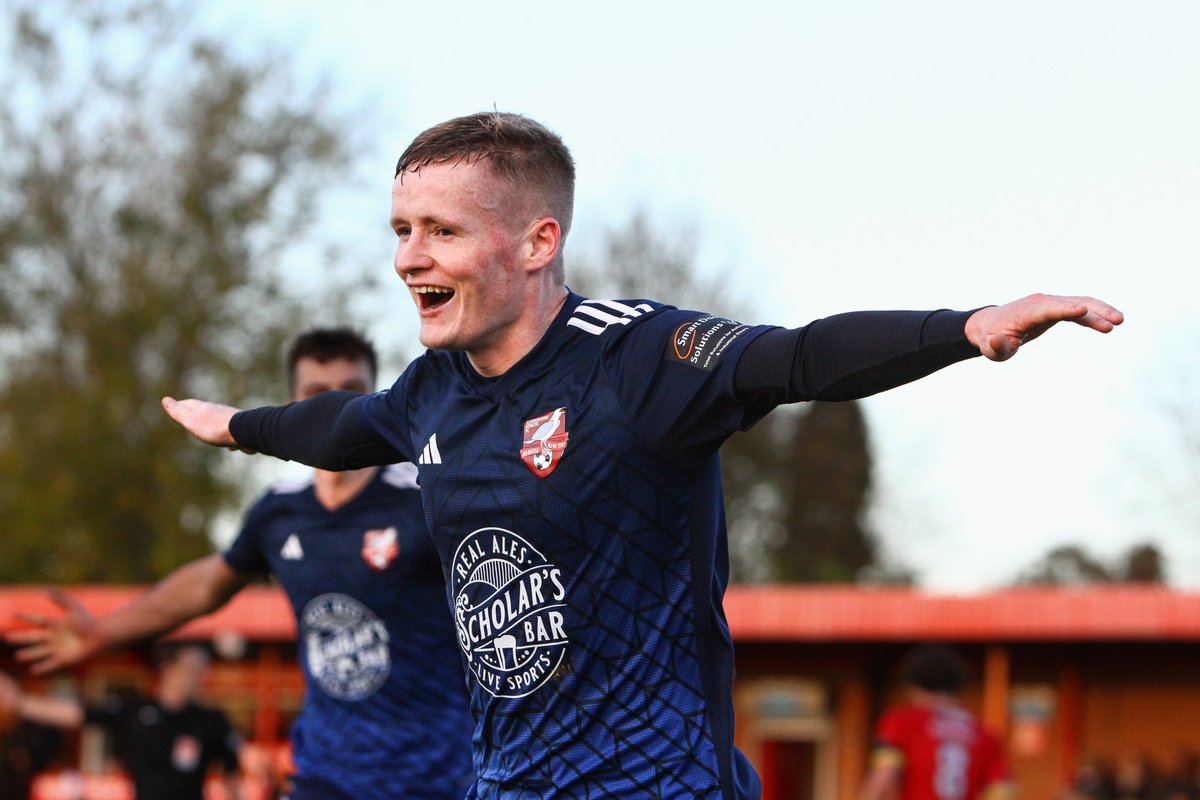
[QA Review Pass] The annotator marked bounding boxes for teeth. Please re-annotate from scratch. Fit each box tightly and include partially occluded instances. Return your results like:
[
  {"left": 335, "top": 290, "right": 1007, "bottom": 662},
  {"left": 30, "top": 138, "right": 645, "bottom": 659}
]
[{"left": 413, "top": 286, "right": 453, "bottom": 295}]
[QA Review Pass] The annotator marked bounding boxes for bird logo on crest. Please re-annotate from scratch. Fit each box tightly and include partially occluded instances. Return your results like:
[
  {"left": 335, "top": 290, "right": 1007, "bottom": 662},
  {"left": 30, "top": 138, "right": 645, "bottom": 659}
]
[{"left": 520, "top": 407, "right": 569, "bottom": 477}]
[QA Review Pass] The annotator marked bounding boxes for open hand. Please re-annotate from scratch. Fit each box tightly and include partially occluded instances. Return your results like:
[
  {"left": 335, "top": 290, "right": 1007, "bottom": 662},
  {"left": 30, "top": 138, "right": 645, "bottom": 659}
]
[
  {"left": 161, "top": 397, "right": 254, "bottom": 452},
  {"left": 6, "top": 588, "right": 100, "bottom": 675},
  {"left": 964, "top": 293, "right": 1124, "bottom": 361}
]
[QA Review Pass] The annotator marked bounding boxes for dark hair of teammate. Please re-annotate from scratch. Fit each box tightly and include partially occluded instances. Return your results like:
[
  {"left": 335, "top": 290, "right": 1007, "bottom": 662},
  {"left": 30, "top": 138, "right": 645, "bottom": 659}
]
[{"left": 286, "top": 328, "right": 377, "bottom": 395}]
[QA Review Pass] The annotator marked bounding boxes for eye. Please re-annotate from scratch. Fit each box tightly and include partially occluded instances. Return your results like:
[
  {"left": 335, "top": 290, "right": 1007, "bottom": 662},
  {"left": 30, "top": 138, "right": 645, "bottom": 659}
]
[
  {"left": 434, "top": 226, "right": 454, "bottom": 237},
  {"left": 395, "top": 226, "right": 411, "bottom": 238}
]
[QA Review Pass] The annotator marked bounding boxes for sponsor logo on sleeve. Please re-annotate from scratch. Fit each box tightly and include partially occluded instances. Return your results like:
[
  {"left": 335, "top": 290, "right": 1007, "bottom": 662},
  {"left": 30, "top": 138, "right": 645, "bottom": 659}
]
[
  {"left": 666, "top": 315, "right": 750, "bottom": 371},
  {"left": 451, "top": 527, "right": 569, "bottom": 698}
]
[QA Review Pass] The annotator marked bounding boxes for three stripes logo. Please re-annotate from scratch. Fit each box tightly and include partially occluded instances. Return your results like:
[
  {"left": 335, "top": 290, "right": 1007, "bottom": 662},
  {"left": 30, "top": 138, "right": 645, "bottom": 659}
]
[
  {"left": 566, "top": 299, "right": 654, "bottom": 335},
  {"left": 418, "top": 433, "right": 442, "bottom": 465}
]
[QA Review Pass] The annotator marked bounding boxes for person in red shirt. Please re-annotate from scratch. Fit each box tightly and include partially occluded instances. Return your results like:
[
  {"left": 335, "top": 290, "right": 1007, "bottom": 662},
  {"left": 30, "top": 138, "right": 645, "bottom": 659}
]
[{"left": 860, "top": 645, "right": 1015, "bottom": 800}]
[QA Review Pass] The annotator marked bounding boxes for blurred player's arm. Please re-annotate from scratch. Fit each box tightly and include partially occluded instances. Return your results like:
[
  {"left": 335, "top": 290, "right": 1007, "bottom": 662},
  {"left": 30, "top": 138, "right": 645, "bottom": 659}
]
[
  {"left": 0, "top": 670, "right": 84, "bottom": 729},
  {"left": 7, "top": 556, "right": 252, "bottom": 675},
  {"left": 223, "top": 773, "right": 244, "bottom": 800},
  {"left": 981, "top": 727, "right": 1018, "bottom": 800},
  {"left": 983, "top": 780, "right": 1018, "bottom": 800},
  {"left": 734, "top": 294, "right": 1122, "bottom": 407},
  {"left": 858, "top": 746, "right": 903, "bottom": 800},
  {"left": 163, "top": 391, "right": 403, "bottom": 470}
]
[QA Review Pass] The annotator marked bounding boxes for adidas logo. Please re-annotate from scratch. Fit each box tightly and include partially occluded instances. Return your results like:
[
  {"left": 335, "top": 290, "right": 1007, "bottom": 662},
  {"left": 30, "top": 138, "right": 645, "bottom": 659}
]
[
  {"left": 418, "top": 433, "right": 442, "bottom": 465},
  {"left": 280, "top": 533, "right": 304, "bottom": 560}
]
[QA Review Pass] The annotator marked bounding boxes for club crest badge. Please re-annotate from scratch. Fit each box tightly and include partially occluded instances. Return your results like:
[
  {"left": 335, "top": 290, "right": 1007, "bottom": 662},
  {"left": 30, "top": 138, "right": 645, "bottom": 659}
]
[
  {"left": 171, "top": 735, "right": 201, "bottom": 772},
  {"left": 520, "top": 407, "right": 569, "bottom": 478},
  {"left": 361, "top": 527, "right": 399, "bottom": 571}
]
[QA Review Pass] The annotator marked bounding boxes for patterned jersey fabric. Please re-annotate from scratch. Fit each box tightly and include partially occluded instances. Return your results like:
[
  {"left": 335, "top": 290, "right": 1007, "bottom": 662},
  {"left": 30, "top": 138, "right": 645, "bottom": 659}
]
[
  {"left": 224, "top": 463, "right": 474, "bottom": 799},
  {"left": 363, "top": 295, "right": 772, "bottom": 798}
]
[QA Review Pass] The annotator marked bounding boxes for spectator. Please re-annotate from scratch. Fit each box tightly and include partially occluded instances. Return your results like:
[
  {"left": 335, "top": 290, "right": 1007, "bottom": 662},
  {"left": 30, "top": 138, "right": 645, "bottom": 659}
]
[{"left": 0, "top": 644, "right": 241, "bottom": 800}]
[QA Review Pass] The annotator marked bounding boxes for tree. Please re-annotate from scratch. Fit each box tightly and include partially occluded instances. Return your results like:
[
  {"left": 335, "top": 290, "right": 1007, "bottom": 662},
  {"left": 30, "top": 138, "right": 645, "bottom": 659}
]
[
  {"left": 1122, "top": 543, "right": 1165, "bottom": 583},
  {"left": 571, "top": 210, "right": 895, "bottom": 583},
  {"left": 769, "top": 400, "right": 878, "bottom": 582},
  {"left": 1015, "top": 545, "right": 1114, "bottom": 586},
  {"left": 1014, "top": 541, "right": 1166, "bottom": 586},
  {"left": 0, "top": 0, "right": 366, "bottom": 582}
]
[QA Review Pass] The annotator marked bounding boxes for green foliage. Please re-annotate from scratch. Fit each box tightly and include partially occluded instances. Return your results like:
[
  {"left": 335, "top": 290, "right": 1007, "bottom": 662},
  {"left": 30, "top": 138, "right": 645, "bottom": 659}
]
[
  {"left": 767, "top": 401, "right": 882, "bottom": 582},
  {"left": 0, "top": 0, "right": 362, "bottom": 582}
]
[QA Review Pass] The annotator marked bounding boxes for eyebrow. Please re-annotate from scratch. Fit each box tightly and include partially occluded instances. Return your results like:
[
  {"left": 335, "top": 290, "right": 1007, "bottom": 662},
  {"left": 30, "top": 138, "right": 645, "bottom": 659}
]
[{"left": 392, "top": 212, "right": 460, "bottom": 230}]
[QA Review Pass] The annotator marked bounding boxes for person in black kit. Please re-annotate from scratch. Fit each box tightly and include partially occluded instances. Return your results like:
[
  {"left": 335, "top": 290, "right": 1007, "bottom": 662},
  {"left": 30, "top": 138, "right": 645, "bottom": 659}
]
[
  {"left": 0, "top": 716, "right": 63, "bottom": 799},
  {"left": 0, "top": 643, "right": 241, "bottom": 800}
]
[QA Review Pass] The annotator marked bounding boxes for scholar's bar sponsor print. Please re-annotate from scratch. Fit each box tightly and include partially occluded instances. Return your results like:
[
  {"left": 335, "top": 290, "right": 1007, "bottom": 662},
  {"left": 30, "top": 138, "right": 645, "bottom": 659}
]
[
  {"left": 301, "top": 593, "right": 391, "bottom": 701},
  {"left": 451, "top": 527, "right": 569, "bottom": 698}
]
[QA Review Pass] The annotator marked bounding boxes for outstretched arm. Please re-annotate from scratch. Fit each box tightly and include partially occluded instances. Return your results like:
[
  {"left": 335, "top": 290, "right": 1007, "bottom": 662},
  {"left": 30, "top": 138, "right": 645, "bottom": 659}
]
[
  {"left": 161, "top": 398, "right": 246, "bottom": 450},
  {"left": 6, "top": 556, "right": 251, "bottom": 674},
  {"left": 964, "top": 293, "right": 1123, "bottom": 361},
  {"left": 734, "top": 293, "right": 1123, "bottom": 408},
  {"left": 0, "top": 671, "right": 84, "bottom": 729},
  {"left": 223, "top": 773, "right": 244, "bottom": 800},
  {"left": 858, "top": 763, "right": 901, "bottom": 800},
  {"left": 163, "top": 391, "right": 404, "bottom": 470}
]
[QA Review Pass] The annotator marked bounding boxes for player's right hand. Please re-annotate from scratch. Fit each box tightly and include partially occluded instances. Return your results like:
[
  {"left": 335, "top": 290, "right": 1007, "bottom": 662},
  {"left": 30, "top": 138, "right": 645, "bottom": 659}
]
[
  {"left": 6, "top": 588, "right": 100, "bottom": 674},
  {"left": 161, "top": 397, "right": 255, "bottom": 452}
]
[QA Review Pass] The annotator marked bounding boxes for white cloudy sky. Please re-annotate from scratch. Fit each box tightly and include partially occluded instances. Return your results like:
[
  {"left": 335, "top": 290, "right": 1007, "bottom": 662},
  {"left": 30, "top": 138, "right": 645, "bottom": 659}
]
[{"left": 202, "top": 0, "right": 1200, "bottom": 591}]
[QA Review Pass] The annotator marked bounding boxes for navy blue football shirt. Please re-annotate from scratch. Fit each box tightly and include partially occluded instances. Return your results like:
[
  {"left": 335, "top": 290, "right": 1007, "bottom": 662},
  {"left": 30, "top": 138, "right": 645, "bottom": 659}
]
[
  {"left": 223, "top": 463, "right": 474, "bottom": 799},
  {"left": 361, "top": 296, "right": 772, "bottom": 799}
]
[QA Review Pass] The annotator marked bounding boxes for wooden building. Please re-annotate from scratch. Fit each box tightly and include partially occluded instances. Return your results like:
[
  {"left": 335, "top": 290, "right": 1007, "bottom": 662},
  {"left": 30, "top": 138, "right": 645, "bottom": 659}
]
[
  {"left": 3, "top": 584, "right": 1199, "bottom": 799},
  {"left": 725, "top": 585, "right": 1200, "bottom": 800}
]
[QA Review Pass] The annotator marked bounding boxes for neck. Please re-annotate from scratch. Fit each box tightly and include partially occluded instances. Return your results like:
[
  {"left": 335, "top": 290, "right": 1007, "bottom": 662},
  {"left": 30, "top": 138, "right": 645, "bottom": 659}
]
[
  {"left": 468, "top": 285, "right": 570, "bottom": 377},
  {"left": 157, "top": 690, "right": 189, "bottom": 711},
  {"left": 314, "top": 466, "right": 378, "bottom": 510}
]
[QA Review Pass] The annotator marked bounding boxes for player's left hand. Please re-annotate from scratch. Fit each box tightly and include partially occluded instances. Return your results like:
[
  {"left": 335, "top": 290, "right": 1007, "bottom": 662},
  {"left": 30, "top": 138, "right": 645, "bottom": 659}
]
[
  {"left": 6, "top": 588, "right": 100, "bottom": 675},
  {"left": 964, "top": 293, "right": 1124, "bottom": 362}
]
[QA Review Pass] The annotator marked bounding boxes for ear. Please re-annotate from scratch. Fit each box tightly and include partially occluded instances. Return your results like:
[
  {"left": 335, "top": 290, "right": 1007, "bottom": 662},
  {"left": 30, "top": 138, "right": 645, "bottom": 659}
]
[{"left": 523, "top": 217, "right": 561, "bottom": 274}]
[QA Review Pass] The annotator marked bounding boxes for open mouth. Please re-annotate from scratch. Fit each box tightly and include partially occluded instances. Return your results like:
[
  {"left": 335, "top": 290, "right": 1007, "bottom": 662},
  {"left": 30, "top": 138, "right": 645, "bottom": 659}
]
[{"left": 413, "top": 285, "right": 455, "bottom": 312}]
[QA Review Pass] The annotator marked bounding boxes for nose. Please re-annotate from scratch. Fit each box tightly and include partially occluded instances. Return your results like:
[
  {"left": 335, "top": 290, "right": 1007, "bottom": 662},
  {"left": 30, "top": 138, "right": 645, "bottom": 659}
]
[{"left": 394, "top": 232, "right": 433, "bottom": 278}]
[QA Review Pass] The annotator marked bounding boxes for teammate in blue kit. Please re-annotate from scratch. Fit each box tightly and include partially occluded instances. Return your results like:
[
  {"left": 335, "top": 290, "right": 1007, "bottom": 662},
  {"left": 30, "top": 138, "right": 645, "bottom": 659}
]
[
  {"left": 161, "top": 112, "right": 1123, "bottom": 799},
  {"left": 10, "top": 329, "right": 474, "bottom": 800}
]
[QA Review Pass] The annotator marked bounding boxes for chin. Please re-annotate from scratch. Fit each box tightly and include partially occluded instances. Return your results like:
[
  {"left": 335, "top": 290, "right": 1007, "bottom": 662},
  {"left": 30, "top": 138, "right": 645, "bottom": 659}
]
[{"left": 418, "top": 326, "right": 462, "bottom": 352}]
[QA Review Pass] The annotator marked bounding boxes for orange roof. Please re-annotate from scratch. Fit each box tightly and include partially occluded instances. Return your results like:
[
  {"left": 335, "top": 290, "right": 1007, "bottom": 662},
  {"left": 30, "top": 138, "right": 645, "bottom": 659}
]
[
  {"left": 3, "top": 584, "right": 1198, "bottom": 645},
  {"left": 723, "top": 584, "right": 1200, "bottom": 641},
  {"left": 0, "top": 585, "right": 296, "bottom": 642}
]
